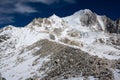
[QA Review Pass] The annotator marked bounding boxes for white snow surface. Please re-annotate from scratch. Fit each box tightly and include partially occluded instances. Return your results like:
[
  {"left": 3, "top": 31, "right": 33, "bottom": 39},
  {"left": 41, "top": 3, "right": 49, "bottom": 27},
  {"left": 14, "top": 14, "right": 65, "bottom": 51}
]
[
  {"left": 111, "top": 69, "right": 120, "bottom": 80},
  {"left": 0, "top": 9, "right": 120, "bottom": 80}
]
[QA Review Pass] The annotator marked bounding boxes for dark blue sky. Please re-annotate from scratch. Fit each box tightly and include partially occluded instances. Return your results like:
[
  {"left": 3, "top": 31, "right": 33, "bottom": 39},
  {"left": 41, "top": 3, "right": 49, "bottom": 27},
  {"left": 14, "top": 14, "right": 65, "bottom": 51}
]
[{"left": 0, "top": 0, "right": 120, "bottom": 28}]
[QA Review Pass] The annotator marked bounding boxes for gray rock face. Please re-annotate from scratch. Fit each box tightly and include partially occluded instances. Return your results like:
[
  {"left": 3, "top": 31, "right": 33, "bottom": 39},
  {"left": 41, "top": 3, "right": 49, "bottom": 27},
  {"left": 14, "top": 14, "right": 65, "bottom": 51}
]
[
  {"left": 31, "top": 18, "right": 43, "bottom": 27},
  {"left": 105, "top": 18, "right": 116, "bottom": 33},
  {"left": 80, "top": 10, "right": 97, "bottom": 27},
  {"left": 28, "top": 18, "right": 51, "bottom": 28},
  {"left": 0, "top": 34, "right": 10, "bottom": 43},
  {"left": 116, "top": 19, "right": 120, "bottom": 33},
  {"left": 49, "top": 34, "right": 55, "bottom": 40},
  {"left": 101, "top": 16, "right": 120, "bottom": 33},
  {"left": 109, "top": 34, "right": 120, "bottom": 45}
]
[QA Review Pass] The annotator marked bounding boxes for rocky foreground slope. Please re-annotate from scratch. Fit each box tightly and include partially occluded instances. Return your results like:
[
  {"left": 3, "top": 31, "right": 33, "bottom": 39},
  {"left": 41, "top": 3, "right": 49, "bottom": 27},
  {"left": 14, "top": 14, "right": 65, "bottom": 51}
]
[{"left": 0, "top": 9, "right": 120, "bottom": 80}]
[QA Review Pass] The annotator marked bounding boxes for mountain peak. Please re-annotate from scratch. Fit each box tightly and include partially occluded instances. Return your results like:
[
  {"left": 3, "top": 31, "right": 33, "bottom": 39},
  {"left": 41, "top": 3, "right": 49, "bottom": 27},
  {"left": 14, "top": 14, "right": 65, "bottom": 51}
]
[
  {"left": 50, "top": 14, "right": 61, "bottom": 20},
  {"left": 80, "top": 9, "right": 93, "bottom": 14},
  {"left": 72, "top": 9, "right": 93, "bottom": 16},
  {"left": 50, "top": 14, "right": 59, "bottom": 18}
]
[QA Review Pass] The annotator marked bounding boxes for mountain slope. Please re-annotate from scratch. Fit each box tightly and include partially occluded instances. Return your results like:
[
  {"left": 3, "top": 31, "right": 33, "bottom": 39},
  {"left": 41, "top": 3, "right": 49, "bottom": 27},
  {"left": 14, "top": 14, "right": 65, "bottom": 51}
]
[{"left": 0, "top": 9, "right": 120, "bottom": 80}]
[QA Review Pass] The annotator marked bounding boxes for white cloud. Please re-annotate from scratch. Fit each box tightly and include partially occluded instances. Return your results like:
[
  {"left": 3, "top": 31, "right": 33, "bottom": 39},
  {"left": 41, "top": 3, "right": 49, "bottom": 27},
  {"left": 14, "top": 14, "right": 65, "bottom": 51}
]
[
  {"left": 27, "top": 0, "right": 59, "bottom": 4},
  {"left": 0, "top": 0, "right": 77, "bottom": 24},
  {"left": 14, "top": 3, "right": 37, "bottom": 13},
  {"left": 0, "top": 0, "right": 37, "bottom": 14},
  {"left": 0, "top": 0, "right": 76, "bottom": 14},
  {"left": 27, "top": 0, "right": 76, "bottom": 4},
  {"left": 0, "top": 0, "right": 37, "bottom": 24}
]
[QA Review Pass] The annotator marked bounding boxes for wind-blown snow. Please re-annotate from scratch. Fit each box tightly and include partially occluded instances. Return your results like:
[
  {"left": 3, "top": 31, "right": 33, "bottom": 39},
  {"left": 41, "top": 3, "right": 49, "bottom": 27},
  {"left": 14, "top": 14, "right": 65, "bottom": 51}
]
[{"left": 97, "top": 16, "right": 105, "bottom": 31}]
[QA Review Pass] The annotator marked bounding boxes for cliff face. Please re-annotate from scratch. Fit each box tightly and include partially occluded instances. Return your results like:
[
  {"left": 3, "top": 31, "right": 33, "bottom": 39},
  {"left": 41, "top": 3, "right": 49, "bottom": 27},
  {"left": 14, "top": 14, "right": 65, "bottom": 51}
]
[{"left": 106, "top": 19, "right": 119, "bottom": 33}]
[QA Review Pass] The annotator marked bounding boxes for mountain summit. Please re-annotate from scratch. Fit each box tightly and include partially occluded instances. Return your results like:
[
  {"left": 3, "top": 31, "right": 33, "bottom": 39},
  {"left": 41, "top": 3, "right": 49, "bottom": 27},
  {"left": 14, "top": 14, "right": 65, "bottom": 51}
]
[{"left": 0, "top": 9, "right": 120, "bottom": 80}]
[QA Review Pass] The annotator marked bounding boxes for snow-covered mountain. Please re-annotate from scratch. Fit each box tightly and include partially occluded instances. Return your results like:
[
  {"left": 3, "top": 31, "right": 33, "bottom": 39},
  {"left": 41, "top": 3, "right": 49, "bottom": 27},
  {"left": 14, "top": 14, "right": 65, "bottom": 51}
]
[{"left": 0, "top": 9, "right": 120, "bottom": 80}]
